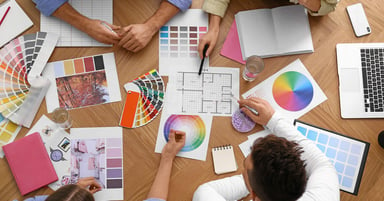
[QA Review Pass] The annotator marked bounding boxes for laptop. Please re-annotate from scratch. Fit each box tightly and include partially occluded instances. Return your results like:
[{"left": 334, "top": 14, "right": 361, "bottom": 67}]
[{"left": 336, "top": 43, "right": 384, "bottom": 118}]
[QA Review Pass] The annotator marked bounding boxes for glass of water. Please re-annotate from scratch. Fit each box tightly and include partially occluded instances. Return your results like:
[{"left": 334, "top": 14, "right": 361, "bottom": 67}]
[
  {"left": 51, "top": 107, "right": 72, "bottom": 130},
  {"left": 242, "top": 55, "right": 264, "bottom": 81}
]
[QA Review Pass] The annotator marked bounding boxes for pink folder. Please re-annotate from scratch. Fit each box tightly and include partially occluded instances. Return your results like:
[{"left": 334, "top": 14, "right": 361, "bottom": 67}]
[
  {"left": 220, "top": 19, "right": 246, "bottom": 64},
  {"left": 3, "top": 132, "right": 58, "bottom": 195}
]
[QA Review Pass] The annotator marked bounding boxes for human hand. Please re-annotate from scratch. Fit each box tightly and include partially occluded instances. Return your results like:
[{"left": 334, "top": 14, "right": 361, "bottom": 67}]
[
  {"left": 298, "top": 0, "right": 321, "bottom": 12},
  {"left": 162, "top": 130, "right": 186, "bottom": 160},
  {"left": 118, "top": 23, "right": 157, "bottom": 52},
  {"left": 82, "top": 20, "right": 121, "bottom": 45},
  {"left": 76, "top": 177, "right": 102, "bottom": 194},
  {"left": 198, "top": 28, "right": 219, "bottom": 59},
  {"left": 238, "top": 97, "right": 275, "bottom": 126}
]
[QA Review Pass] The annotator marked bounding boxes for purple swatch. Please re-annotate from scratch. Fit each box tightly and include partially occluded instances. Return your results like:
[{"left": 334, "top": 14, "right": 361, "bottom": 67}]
[{"left": 232, "top": 109, "right": 256, "bottom": 132}]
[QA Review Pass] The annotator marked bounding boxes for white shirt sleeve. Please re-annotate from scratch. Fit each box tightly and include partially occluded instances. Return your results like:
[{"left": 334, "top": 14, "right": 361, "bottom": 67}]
[
  {"left": 192, "top": 174, "right": 249, "bottom": 201},
  {"left": 266, "top": 113, "right": 340, "bottom": 201}
]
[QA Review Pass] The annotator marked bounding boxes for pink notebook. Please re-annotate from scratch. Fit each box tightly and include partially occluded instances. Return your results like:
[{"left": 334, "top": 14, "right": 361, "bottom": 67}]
[
  {"left": 3, "top": 132, "right": 58, "bottom": 195},
  {"left": 220, "top": 19, "right": 246, "bottom": 64}
]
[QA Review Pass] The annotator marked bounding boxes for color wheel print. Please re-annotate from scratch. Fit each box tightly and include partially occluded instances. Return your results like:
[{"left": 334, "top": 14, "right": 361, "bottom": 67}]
[
  {"left": 163, "top": 115, "right": 205, "bottom": 152},
  {"left": 272, "top": 71, "right": 314, "bottom": 111}
]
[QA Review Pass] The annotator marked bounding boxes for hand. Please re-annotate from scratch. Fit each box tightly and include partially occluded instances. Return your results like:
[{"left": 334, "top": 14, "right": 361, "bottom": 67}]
[
  {"left": 82, "top": 20, "right": 121, "bottom": 45},
  {"left": 298, "top": 0, "right": 321, "bottom": 12},
  {"left": 238, "top": 97, "right": 275, "bottom": 126},
  {"left": 198, "top": 29, "right": 219, "bottom": 59},
  {"left": 118, "top": 23, "right": 157, "bottom": 52},
  {"left": 76, "top": 177, "right": 102, "bottom": 194},
  {"left": 162, "top": 130, "right": 186, "bottom": 160}
]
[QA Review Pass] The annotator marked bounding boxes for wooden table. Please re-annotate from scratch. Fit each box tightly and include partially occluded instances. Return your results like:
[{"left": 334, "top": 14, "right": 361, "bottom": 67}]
[{"left": 0, "top": 0, "right": 383, "bottom": 200}]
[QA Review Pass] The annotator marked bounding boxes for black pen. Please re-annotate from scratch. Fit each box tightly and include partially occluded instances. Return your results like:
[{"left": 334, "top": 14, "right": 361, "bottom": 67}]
[{"left": 198, "top": 44, "right": 209, "bottom": 75}]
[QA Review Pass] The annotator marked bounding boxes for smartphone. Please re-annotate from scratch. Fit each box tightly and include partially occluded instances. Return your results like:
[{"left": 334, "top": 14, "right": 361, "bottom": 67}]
[{"left": 346, "top": 3, "right": 371, "bottom": 37}]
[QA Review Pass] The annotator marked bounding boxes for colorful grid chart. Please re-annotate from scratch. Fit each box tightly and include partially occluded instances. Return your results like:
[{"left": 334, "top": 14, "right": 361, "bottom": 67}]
[
  {"left": 43, "top": 53, "right": 121, "bottom": 113},
  {"left": 159, "top": 9, "right": 208, "bottom": 75},
  {"left": 70, "top": 127, "right": 123, "bottom": 201},
  {"left": 120, "top": 70, "right": 165, "bottom": 128},
  {"left": 242, "top": 59, "right": 327, "bottom": 122},
  {"left": 0, "top": 32, "right": 58, "bottom": 127},
  {"left": 40, "top": 0, "right": 112, "bottom": 47},
  {"left": 294, "top": 120, "right": 369, "bottom": 195},
  {"left": 155, "top": 109, "right": 213, "bottom": 161},
  {"left": 0, "top": 114, "right": 21, "bottom": 158}
]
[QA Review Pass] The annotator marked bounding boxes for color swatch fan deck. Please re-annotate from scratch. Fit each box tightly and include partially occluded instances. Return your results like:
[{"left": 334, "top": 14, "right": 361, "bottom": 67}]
[
  {"left": 0, "top": 32, "right": 59, "bottom": 127},
  {"left": 120, "top": 70, "right": 165, "bottom": 128}
]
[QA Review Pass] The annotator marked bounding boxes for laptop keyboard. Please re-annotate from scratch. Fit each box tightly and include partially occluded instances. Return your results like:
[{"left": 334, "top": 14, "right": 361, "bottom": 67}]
[{"left": 361, "top": 48, "right": 384, "bottom": 112}]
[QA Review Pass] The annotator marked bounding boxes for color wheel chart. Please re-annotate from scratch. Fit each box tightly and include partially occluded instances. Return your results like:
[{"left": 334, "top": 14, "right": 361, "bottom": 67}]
[
  {"left": 242, "top": 59, "right": 327, "bottom": 121},
  {"left": 70, "top": 127, "right": 124, "bottom": 201},
  {"left": 272, "top": 71, "right": 314, "bottom": 111},
  {"left": 43, "top": 53, "right": 121, "bottom": 113},
  {"left": 120, "top": 69, "right": 165, "bottom": 128},
  {"left": 294, "top": 120, "right": 369, "bottom": 195},
  {"left": 0, "top": 32, "right": 58, "bottom": 127},
  {"left": 159, "top": 9, "right": 208, "bottom": 75},
  {"left": 40, "top": 0, "right": 113, "bottom": 47},
  {"left": 155, "top": 110, "right": 212, "bottom": 161}
]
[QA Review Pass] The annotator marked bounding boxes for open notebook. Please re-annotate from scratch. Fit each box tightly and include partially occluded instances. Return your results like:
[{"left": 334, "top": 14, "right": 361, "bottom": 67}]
[{"left": 235, "top": 5, "right": 313, "bottom": 59}]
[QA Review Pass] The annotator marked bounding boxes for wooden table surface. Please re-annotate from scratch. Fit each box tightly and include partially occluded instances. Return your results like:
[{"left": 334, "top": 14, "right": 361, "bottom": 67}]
[{"left": 0, "top": 0, "right": 383, "bottom": 200}]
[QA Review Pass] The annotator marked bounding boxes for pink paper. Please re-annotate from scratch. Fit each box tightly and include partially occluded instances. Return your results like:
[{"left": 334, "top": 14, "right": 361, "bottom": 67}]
[{"left": 220, "top": 20, "right": 246, "bottom": 64}]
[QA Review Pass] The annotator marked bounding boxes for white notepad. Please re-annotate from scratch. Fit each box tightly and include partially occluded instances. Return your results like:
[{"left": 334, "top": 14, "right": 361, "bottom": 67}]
[
  {"left": 0, "top": 0, "right": 33, "bottom": 47},
  {"left": 212, "top": 145, "right": 237, "bottom": 174},
  {"left": 235, "top": 5, "right": 313, "bottom": 59}
]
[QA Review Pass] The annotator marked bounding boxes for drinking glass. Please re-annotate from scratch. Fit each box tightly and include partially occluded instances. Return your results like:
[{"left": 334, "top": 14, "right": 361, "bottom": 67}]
[{"left": 242, "top": 55, "right": 264, "bottom": 81}]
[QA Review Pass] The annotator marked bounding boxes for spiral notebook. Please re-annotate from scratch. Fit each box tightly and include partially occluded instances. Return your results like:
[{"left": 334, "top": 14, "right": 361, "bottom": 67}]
[{"left": 212, "top": 145, "right": 237, "bottom": 174}]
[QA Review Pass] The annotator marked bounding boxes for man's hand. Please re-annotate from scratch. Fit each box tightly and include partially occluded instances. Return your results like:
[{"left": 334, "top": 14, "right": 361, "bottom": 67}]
[
  {"left": 83, "top": 20, "right": 121, "bottom": 44},
  {"left": 118, "top": 23, "right": 157, "bottom": 52},
  {"left": 299, "top": 0, "right": 321, "bottom": 12},
  {"left": 162, "top": 129, "right": 186, "bottom": 160},
  {"left": 238, "top": 97, "right": 275, "bottom": 126}
]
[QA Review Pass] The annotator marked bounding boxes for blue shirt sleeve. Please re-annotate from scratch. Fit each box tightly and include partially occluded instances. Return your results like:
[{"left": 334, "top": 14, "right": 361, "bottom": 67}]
[
  {"left": 24, "top": 195, "right": 49, "bottom": 201},
  {"left": 32, "top": 0, "right": 68, "bottom": 16},
  {"left": 167, "top": 0, "right": 191, "bottom": 11}
]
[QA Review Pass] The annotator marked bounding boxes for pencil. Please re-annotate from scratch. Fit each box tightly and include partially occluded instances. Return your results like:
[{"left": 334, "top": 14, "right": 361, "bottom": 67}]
[
  {"left": 230, "top": 93, "right": 259, "bottom": 115},
  {"left": 198, "top": 44, "right": 209, "bottom": 75},
  {"left": 0, "top": 6, "right": 11, "bottom": 26}
]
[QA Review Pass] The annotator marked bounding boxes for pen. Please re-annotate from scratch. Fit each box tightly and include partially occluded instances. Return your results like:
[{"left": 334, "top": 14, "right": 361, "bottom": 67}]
[
  {"left": 100, "top": 22, "right": 116, "bottom": 34},
  {"left": 0, "top": 6, "right": 10, "bottom": 26},
  {"left": 230, "top": 93, "right": 259, "bottom": 115},
  {"left": 198, "top": 44, "right": 209, "bottom": 75}
]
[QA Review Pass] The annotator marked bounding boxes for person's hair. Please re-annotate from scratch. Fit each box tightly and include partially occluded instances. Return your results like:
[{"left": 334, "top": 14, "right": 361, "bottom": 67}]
[
  {"left": 248, "top": 134, "right": 307, "bottom": 201},
  {"left": 46, "top": 184, "right": 94, "bottom": 201}
]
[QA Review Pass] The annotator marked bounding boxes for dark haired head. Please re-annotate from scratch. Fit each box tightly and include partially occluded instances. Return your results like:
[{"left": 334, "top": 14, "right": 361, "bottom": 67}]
[
  {"left": 46, "top": 184, "right": 94, "bottom": 201},
  {"left": 248, "top": 135, "right": 307, "bottom": 201}
]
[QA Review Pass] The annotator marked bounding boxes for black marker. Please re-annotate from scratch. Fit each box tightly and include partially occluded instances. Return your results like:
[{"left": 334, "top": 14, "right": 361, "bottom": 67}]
[{"left": 198, "top": 44, "right": 209, "bottom": 75}]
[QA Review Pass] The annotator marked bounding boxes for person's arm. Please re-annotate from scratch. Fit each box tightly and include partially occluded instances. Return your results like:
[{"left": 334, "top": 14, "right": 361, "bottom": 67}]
[
  {"left": 198, "top": 0, "right": 230, "bottom": 59},
  {"left": 146, "top": 130, "right": 186, "bottom": 200},
  {"left": 76, "top": 177, "right": 102, "bottom": 194},
  {"left": 51, "top": 2, "right": 121, "bottom": 45},
  {"left": 293, "top": 0, "right": 339, "bottom": 16},
  {"left": 192, "top": 174, "right": 249, "bottom": 201},
  {"left": 240, "top": 97, "right": 340, "bottom": 201},
  {"left": 32, "top": 0, "right": 67, "bottom": 16},
  {"left": 118, "top": 0, "right": 191, "bottom": 52}
]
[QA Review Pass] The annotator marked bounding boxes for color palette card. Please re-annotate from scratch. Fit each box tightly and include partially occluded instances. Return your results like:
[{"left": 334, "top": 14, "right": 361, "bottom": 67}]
[
  {"left": 120, "top": 69, "right": 165, "bottom": 128},
  {"left": 242, "top": 59, "right": 327, "bottom": 122},
  {"left": 0, "top": 32, "right": 58, "bottom": 127},
  {"left": 43, "top": 53, "right": 121, "bottom": 113},
  {"left": 70, "top": 127, "right": 124, "bottom": 201},
  {"left": 155, "top": 107, "right": 212, "bottom": 161},
  {"left": 0, "top": 114, "right": 21, "bottom": 158},
  {"left": 166, "top": 67, "right": 240, "bottom": 116},
  {"left": 0, "top": 0, "right": 33, "bottom": 47},
  {"left": 294, "top": 120, "right": 369, "bottom": 195},
  {"left": 40, "top": 0, "right": 112, "bottom": 47},
  {"left": 159, "top": 9, "right": 208, "bottom": 75},
  {"left": 26, "top": 115, "right": 71, "bottom": 191}
]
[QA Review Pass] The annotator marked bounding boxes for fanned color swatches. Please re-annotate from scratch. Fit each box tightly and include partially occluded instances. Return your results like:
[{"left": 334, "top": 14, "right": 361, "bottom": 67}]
[
  {"left": 0, "top": 32, "right": 58, "bottom": 127},
  {"left": 0, "top": 114, "right": 21, "bottom": 158},
  {"left": 120, "top": 70, "right": 165, "bottom": 128}
]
